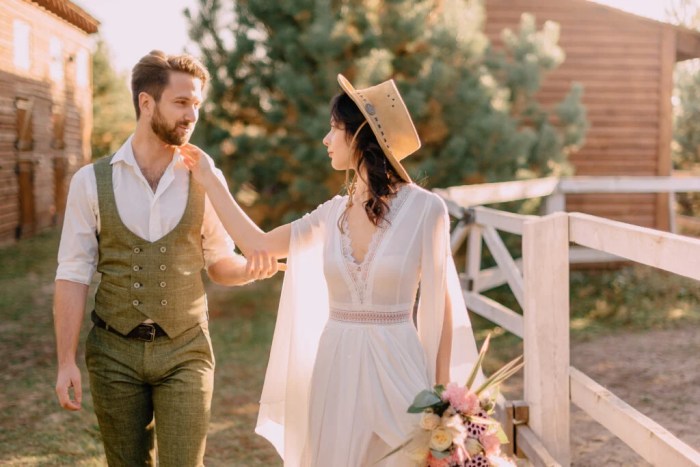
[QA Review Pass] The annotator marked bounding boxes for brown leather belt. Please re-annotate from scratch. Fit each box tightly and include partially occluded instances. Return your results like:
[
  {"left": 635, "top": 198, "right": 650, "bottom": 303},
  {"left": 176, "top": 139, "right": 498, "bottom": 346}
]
[{"left": 91, "top": 311, "right": 167, "bottom": 342}]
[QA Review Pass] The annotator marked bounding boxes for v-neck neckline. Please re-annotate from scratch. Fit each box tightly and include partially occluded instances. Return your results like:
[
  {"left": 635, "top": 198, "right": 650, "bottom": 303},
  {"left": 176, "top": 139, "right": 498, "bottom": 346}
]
[
  {"left": 341, "top": 185, "right": 408, "bottom": 266},
  {"left": 337, "top": 184, "right": 413, "bottom": 305}
]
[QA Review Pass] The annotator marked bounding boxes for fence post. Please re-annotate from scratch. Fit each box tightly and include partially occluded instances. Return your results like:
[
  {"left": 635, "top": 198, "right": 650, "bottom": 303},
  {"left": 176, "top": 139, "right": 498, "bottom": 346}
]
[
  {"left": 543, "top": 190, "right": 566, "bottom": 215},
  {"left": 522, "top": 212, "right": 570, "bottom": 465},
  {"left": 466, "top": 225, "right": 482, "bottom": 292}
]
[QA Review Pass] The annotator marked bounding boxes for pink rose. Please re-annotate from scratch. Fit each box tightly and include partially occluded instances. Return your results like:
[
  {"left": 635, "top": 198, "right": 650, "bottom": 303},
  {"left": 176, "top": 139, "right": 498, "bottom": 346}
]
[
  {"left": 480, "top": 432, "right": 501, "bottom": 456},
  {"left": 442, "top": 382, "right": 480, "bottom": 415}
]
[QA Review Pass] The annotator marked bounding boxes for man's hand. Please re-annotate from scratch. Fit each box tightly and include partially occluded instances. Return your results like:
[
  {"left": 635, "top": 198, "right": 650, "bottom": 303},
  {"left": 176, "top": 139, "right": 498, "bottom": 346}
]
[
  {"left": 244, "top": 249, "right": 281, "bottom": 281},
  {"left": 53, "top": 280, "right": 88, "bottom": 411},
  {"left": 56, "top": 362, "right": 82, "bottom": 411},
  {"left": 207, "top": 252, "right": 282, "bottom": 286}
]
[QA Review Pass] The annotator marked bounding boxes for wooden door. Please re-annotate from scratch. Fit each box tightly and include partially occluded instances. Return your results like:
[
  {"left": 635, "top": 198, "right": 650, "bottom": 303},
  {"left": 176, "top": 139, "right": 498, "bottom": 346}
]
[
  {"left": 16, "top": 159, "right": 35, "bottom": 238},
  {"left": 53, "top": 157, "right": 67, "bottom": 225}
]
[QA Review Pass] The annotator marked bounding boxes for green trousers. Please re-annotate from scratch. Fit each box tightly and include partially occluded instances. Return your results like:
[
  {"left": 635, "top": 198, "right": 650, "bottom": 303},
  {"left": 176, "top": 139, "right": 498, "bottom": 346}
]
[{"left": 85, "top": 321, "right": 215, "bottom": 466}]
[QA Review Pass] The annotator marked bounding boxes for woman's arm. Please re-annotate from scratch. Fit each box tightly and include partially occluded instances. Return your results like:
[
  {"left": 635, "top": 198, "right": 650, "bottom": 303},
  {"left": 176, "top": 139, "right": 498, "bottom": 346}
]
[
  {"left": 180, "top": 144, "right": 291, "bottom": 258},
  {"left": 436, "top": 291, "right": 453, "bottom": 386}
]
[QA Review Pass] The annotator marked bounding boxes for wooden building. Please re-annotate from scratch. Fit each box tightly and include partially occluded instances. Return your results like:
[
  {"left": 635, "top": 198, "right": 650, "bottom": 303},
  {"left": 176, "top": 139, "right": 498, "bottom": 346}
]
[
  {"left": 0, "top": 0, "right": 98, "bottom": 244},
  {"left": 485, "top": 0, "right": 700, "bottom": 230}
]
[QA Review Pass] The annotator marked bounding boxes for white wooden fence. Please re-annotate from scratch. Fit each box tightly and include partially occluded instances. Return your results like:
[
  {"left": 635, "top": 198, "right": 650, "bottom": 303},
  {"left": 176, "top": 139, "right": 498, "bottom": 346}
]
[{"left": 436, "top": 176, "right": 700, "bottom": 467}]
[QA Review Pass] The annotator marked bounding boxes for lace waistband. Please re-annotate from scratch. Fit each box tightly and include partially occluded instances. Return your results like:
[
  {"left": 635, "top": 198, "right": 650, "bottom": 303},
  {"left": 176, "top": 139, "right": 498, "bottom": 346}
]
[{"left": 329, "top": 308, "right": 412, "bottom": 325}]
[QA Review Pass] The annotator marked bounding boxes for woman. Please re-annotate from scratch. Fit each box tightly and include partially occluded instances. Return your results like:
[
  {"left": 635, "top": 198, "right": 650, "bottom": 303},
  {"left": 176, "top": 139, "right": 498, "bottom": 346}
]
[{"left": 181, "top": 74, "right": 479, "bottom": 467}]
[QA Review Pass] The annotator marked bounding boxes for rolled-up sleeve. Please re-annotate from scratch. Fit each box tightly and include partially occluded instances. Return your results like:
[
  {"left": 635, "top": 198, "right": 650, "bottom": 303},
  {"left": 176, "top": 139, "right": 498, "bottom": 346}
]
[
  {"left": 55, "top": 165, "right": 99, "bottom": 285},
  {"left": 201, "top": 166, "right": 238, "bottom": 267}
]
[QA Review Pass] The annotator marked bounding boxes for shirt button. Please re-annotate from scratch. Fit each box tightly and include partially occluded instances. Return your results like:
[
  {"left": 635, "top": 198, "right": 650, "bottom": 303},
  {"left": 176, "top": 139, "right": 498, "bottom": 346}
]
[
  {"left": 134, "top": 282, "right": 141, "bottom": 289},
  {"left": 133, "top": 265, "right": 140, "bottom": 271},
  {"left": 133, "top": 247, "right": 141, "bottom": 254},
  {"left": 159, "top": 281, "right": 166, "bottom": 288},
  {"left": 132, "top": 299, "right": 140, "bottom": 306},
  {"left": 160, "top": 299, "right": 168, "bottom": 306},
  {"left": 159, "top": 265, "right": 167, "bottom": 271},
  {"left": 160, "top": 246, "right": 167, "bottom": 253}
]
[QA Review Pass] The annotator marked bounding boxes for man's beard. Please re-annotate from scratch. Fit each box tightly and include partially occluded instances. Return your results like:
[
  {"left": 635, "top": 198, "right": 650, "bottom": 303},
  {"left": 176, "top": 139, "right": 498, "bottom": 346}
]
[{"left": 150, "top": 104, "right": 192, "bottom": 146}]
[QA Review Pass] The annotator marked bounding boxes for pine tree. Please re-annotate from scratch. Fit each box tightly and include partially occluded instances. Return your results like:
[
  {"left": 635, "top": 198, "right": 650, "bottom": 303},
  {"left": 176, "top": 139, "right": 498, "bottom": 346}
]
[
  {"left": 91, "top": 39, "right": 134, "bottom": 159},
  {"left": 186, "top": 0, "right": 587, "bottom": 225}
]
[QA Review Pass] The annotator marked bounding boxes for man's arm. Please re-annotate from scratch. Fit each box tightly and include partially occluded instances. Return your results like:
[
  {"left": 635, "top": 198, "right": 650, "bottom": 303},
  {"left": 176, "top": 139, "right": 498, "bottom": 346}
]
[
  {"left": 53, "top": 165, "right": 98, "bottom": 411},
  {"left": 54, "top": 280, "right": 89, "bottom": 411},
  {"left": 206, "top": 251, "right": 279, "bottom": 286}
]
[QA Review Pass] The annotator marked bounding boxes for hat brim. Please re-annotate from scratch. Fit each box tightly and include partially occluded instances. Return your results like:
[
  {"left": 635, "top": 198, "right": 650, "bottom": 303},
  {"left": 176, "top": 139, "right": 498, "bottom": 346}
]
[{"left": 337, "top": 74, "right": 413, "bottom": 183}]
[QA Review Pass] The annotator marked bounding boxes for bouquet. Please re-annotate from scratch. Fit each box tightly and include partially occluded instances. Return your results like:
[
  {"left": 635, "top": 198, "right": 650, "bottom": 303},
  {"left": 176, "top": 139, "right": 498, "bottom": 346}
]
[{"left": 381, "top": 334, "right": 523, "bottom": 467}]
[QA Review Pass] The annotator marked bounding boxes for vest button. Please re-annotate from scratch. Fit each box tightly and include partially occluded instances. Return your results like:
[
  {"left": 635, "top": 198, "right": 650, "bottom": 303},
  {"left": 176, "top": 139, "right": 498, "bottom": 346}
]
[
  {"left": 160, "top": 246, "right": 167, "bottom": 253},
  {"left": 160, "top": 299, "right": 168, "bottom": 306},
  {"left": 133, "top": 247, "right": 141, "bottom": 254},
  {"left": 132, "top": 299, "right": 140, "bottom": 306},
  {"left": 134, "top": 282, "right": 141, "bottom": 289},
  {"left": 160, "top": 281, "right": 166, "bottom": 288},
  {"left": 133, "top": 265, "right": 140, "bottom": 271},
  {"left": 159, "top": 264, "right": 167, "bottom": 271}
]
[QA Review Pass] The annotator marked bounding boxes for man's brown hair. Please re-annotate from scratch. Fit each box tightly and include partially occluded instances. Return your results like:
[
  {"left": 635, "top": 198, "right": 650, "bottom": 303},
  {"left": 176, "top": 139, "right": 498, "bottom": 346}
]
[{"left": 130, "top": 50, "right": 210, "bottom": 119}]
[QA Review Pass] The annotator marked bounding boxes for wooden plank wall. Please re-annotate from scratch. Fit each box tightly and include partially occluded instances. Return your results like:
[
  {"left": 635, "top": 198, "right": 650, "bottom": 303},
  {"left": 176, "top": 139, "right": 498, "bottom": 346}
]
[
  {"left": 485, "top": 0, "right": 671, "bottom": 229},
  {"left": 0, "top": 0, "right": 93, "bottom": 244}
]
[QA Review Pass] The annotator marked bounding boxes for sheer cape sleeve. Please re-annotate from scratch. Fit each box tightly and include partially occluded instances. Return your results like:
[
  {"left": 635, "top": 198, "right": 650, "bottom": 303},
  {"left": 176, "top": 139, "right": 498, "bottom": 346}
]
[
  {"left": 255, "top": 196, "right": 342, "bottom": 466},
  {"left": 417, "top": 194, "right": 480, "bottom": 386}
]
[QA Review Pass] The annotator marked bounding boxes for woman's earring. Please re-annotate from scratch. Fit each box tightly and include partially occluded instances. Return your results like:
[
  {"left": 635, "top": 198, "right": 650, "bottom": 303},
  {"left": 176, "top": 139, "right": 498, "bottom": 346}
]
[{"left": 345, "top": 168, "right": 354, "bottom": 208}]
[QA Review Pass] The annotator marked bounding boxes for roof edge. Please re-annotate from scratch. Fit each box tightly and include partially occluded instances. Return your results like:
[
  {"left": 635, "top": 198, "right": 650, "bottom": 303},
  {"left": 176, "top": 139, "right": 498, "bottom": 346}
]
[{"left": 25, "top": 0, "right": 99, "bottom": 34}]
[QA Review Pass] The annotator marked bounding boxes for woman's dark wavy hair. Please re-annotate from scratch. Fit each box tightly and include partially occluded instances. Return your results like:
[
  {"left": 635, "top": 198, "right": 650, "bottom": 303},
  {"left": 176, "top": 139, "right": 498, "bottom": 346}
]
[{"left": 331, "top": 92, "right": 404, "bottom": 230}]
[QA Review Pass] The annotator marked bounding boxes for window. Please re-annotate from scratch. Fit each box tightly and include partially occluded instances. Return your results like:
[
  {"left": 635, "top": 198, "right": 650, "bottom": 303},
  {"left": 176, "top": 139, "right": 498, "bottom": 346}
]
[
  {"left": 13, "top": 20, "right": 31, "bottom": 71},
  {"left": 76, "top": 49, "right": 89, "bottom": 87},
  {"left": 50, "top": 36, "right": 64, "bottom": 81},
  {"left": 15, "top": 98, "right": 34, "bottom": 151}
]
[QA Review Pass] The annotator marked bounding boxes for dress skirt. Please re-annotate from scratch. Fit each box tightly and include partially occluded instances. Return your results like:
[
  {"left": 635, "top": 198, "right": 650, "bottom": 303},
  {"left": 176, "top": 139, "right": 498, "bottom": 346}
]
[{"left": 301, "top": 317, "right": 431, "bottom": 467}]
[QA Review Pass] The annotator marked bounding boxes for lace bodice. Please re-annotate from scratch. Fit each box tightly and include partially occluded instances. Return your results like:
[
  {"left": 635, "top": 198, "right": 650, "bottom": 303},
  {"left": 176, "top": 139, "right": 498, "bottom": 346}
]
[
  {"left": 290, "top": 183, "right": 438, "bottom": 313},
  {"left": 339, "top": 187, "right": 412, "bottom": 305}
]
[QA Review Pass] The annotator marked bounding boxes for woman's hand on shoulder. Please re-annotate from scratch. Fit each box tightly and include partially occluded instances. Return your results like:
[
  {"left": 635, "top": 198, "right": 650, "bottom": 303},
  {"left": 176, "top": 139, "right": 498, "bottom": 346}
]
[{"left": 180, "top": 144, "right": 216, "bottom": 184}]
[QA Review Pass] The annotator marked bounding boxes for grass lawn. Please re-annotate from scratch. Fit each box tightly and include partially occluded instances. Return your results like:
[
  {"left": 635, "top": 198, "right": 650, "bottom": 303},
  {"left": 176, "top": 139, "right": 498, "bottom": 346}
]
[
  {"left": 1, "top": 229, "right": 699, "bottom": 465},
  {"left": 0, "top": 229, "right": 282, "bottom": 466}
]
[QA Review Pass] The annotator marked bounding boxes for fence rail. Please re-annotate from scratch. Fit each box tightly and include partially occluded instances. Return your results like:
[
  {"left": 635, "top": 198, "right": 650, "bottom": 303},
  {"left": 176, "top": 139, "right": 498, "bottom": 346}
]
[
  {"left": 570, "top": 367, "right": 700, "bottom": 467},
  {"left": 436, "top": 176, "right": 700, "bottom": 466}
]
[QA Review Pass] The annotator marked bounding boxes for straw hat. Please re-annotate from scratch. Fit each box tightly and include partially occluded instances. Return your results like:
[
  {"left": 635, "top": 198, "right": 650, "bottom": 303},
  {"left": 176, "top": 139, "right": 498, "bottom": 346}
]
[{"left": 337, "top": 74, "right": 421, "bottom": 182}]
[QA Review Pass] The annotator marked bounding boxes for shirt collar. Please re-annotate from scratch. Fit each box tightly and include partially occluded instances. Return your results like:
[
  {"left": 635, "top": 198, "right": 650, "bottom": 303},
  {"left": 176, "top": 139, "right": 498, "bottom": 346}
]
[
  {"left": 110, "top": 134, "right": 136, "bottom": 166},
  {"left": 110, "top": 134, "right": 184, "bottom": 167}
]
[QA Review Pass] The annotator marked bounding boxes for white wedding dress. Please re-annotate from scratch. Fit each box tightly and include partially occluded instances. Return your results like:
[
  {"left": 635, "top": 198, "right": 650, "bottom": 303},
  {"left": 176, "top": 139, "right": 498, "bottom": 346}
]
[{"left": 255, "top": 184, "right": 479, "bottom": 467}]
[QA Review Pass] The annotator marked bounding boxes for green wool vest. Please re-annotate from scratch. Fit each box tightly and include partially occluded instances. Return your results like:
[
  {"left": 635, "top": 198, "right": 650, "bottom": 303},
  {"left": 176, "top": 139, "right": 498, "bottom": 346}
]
[{"left": 93, "top": 155, "right": 208, "bottom": 337}]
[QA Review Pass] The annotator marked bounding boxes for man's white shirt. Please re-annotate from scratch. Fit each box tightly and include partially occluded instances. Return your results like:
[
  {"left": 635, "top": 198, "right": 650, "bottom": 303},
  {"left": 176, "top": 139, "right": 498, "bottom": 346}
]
[{"left": 56, "top": 135, "right": 238, "bottom": 285}]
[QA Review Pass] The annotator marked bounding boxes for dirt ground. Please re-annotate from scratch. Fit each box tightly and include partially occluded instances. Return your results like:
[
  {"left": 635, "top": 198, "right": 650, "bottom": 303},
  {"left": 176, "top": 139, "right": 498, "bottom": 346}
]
[{"left": 564, "top": 328, "right": 700, "bottom": 466}]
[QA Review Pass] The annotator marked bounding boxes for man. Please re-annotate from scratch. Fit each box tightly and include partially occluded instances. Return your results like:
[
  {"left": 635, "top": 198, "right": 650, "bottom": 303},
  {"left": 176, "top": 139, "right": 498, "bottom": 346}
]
[{"left": 53, "top": 50, "right": 277, "bottom": 466}]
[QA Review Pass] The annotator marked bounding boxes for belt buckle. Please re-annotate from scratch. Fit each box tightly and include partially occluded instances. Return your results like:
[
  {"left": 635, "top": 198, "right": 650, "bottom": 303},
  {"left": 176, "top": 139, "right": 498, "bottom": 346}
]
[{"left": 139, "top": 324, "right": 157, "bottom": 342}]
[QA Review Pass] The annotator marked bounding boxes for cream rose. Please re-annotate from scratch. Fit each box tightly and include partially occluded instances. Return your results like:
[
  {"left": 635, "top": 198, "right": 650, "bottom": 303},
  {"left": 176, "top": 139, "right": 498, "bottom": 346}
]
[
  {"left": 420, "top": 412, "right": 441, "bottom": 431},
  {"left": 429, "top": 428, "right": 453, "bottom": 451}
]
